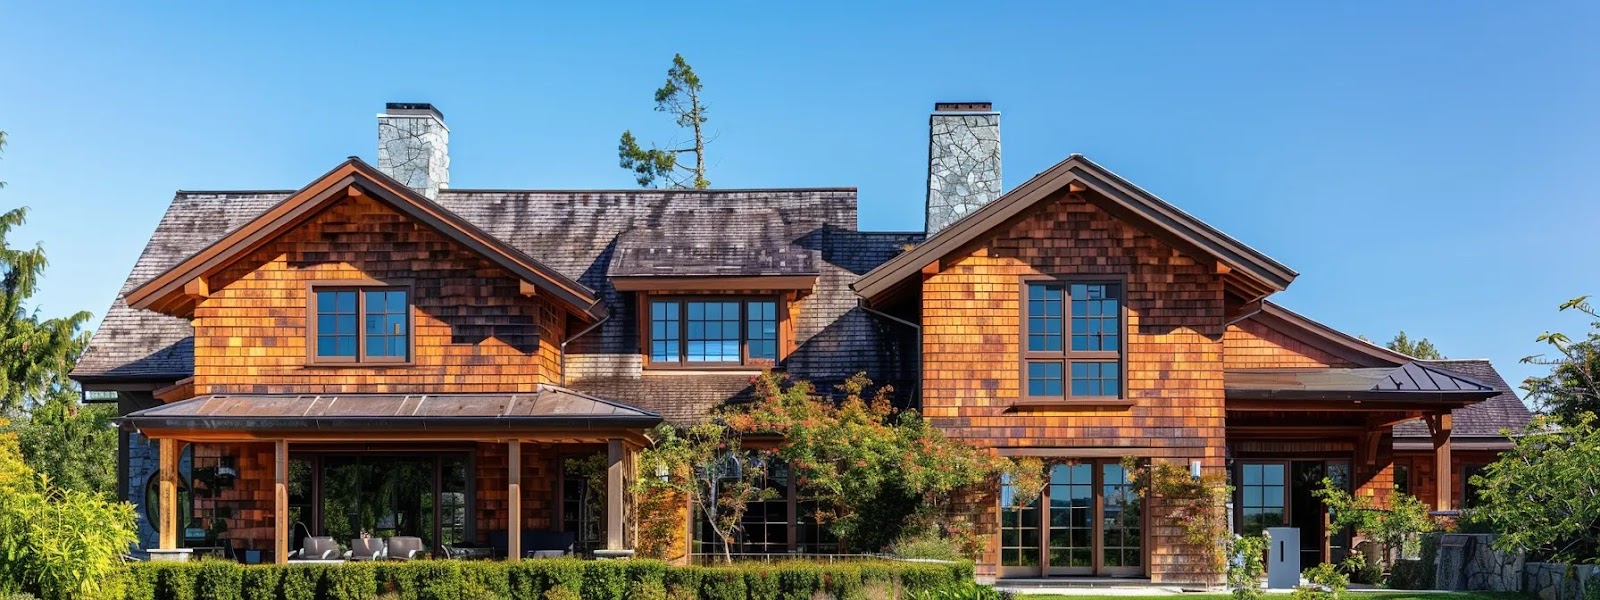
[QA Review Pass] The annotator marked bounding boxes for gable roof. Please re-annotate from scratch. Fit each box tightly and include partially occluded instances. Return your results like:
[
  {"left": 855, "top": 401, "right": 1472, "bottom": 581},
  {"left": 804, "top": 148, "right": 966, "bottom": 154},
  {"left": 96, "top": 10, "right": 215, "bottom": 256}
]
[
  {"left": 1394, "top": 359, "right": 1534, "bottom": 441},
  {"left": 73, "top": 184, "right": 895, "bottom": 391},
  {"left": 121, "top": 159, "right": 602, "bottom": 319},
  {"left": 853, "top": 155, "right": 1298, "bottom": 301}
]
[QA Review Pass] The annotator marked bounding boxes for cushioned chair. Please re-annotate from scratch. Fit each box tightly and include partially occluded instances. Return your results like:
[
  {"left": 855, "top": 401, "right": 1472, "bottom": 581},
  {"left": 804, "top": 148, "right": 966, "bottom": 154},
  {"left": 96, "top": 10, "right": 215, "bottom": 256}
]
[
  {"left": 344, "top": 538, "right": 385, "bottom": 561},
  {"left": 386, "top": 536, "right": 426, "bottom": 560},
  {"left": 291, "top": 536, "right": 340, "bottom": 560},
  {"left": 487, "top": 530, "right": 576, "bottom": 558}
]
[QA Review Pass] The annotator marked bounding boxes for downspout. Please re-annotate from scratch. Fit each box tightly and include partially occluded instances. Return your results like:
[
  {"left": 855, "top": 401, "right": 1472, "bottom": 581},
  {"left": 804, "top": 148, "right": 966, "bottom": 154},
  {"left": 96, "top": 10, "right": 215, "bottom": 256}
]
[
  {"left": 859, "top": 301, "right": 922, "bottom": 410},
  {"left": 559, "top": 312, "right": 611, "bottom": 388}
]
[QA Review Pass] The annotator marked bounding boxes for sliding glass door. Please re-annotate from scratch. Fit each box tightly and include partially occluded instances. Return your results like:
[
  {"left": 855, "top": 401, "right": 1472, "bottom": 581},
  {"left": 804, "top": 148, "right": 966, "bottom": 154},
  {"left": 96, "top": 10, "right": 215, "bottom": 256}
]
[
  {"left": 1000, "top": 459, "right": 1145, "bottom": 578},
  {"left": 303, "top": 452, "right": 471, "bottom": 555}
]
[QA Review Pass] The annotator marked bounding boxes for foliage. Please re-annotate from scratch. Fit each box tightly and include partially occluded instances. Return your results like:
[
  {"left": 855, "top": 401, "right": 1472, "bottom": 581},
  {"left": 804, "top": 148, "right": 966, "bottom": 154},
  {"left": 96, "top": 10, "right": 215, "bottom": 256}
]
[
  {"left": 904, "top": 581, "right": 1005, "bottom": 600},
  {"left": 890, "top": 533, "right": 968, "bottom": 561},
  {"left": 1388, "top": 559, "right": 1431, "bottom": 590},
  {"left": 1229, "top": 534, "right": 1270, "bottom": 600},
  {"left": 10, "top": 393, "right": 117, "bottom": 497},
  {"left": 1469, "top": 413, "right": 1600, "bottom": 563},
  {"left": 1340, "top": 550, "right": 1383, "bottom": 586},
  {"left": 1385, "top": 332, "right": 1444, "bottom": 360},
  {"left": 724, "top": 372, "right": 1009, "bottom": 555},
  {"left": 563, "top": 451, "right": 606, "bottom": 550},
  {"left": 0, "top": 206, "right": 92, "bottom": 414},
  {"left": 1312, "top": 477, "right": 1435, "bottom": 568},
  {"left": 1126, "top": 457, "right": 1234, "bottom": 576},
  {"left": 1293, "top": 562, "right": 1348, "bottom": 600},
  {"left": 636, "top": 420, "right": 774, "bottom": 562},
  {"left": 617, "top": 54, "right": 711, "bottom": 189},
  {"left": 1522, "top": 296, "right": 1600, "bottom": 421},
  {"left": 0, "top": 427, "right": 137, "bottom": 600},
  {"left": 128, "top": 558, "right": 971, "bottom": 600}
]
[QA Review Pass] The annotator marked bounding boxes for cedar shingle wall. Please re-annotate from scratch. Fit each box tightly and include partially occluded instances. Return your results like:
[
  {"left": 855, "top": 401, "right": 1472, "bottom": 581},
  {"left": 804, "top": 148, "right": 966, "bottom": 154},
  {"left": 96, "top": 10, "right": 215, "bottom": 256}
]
[
  {"left": 921, "top": 190, "right": 1227, "bottom": 583},
  {"left": 1224, "top": 319, "right": 1357, "bottom": 368},
  {"left": 192, "top": 194, "right": 565, "bottom": 395}
]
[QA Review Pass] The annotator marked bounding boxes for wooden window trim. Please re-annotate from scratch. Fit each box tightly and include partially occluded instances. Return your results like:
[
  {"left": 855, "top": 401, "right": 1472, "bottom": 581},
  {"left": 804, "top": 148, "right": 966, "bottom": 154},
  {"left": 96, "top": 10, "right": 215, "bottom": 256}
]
[
  {"left": 305, "top": 279, "right": 415, "bottom": 367},
  {"left": 1016, "top": 275, "right": 1129, "bottom": 407},
  {"left": 640, "top": 294, "right": 783, "bottom": 370}
]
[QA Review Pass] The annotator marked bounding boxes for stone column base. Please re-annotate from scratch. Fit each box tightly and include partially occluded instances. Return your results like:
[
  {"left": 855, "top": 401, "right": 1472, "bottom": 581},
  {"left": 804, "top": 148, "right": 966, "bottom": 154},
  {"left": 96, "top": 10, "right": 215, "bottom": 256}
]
[{"left": 147, "top": 548, "right": 194, "bottom": 563}]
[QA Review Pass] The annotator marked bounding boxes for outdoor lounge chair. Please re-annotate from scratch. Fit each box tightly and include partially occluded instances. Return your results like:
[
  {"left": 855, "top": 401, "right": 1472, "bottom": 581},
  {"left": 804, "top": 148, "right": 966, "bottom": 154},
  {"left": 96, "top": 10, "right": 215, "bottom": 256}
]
[
  {"left": 291, "top": 536, "right": 340, "bottom": 560},
  {"left": 487, "top": 530, "right": 576, "bottom": 559},
  {"left": 344, "top": 538, "right": 384, "bottom": 561},
  {"left": 386, "top": 536, "right": 426, "bottom": 560}
]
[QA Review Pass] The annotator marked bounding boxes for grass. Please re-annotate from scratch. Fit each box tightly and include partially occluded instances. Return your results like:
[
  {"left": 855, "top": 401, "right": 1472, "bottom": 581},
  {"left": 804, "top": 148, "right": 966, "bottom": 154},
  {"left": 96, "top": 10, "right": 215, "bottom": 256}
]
[{"left": 1015, "top": 593, "right": 1531, "bottom": 600}]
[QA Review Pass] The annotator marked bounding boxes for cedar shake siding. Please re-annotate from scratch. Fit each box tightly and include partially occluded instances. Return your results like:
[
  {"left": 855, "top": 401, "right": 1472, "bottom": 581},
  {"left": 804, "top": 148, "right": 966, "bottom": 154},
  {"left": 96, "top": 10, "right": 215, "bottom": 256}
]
[
  {"left": 193, "top": 193, "right": 567, "bottom": 395},
  {"left": 1224, "top": 318, "right": 1359, "bottom": 369},
  {"left": 921, "top": 188, "right": 1228, "bottom": 581}
]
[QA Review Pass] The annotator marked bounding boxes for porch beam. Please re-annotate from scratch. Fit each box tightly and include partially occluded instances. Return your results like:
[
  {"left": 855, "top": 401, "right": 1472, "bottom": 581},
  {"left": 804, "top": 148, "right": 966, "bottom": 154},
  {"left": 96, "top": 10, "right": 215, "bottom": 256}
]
[
  {"left": 509, "top": 440, "right": 522, "bottom": 561},
  {"left": 158, "top": 438, "right": 179, "bottom": 550},
  {"left": 1427, "top": 413, "right": 1453, "bottom": 510},
  {"left": 275, "top": 440, "right": 289, "bottom": 564},
  {"left": 606, "top": 438, "right": 625, "bottom": 550},
  {"left": 133, "top": 429, "right": 655, "bottom": 447}
]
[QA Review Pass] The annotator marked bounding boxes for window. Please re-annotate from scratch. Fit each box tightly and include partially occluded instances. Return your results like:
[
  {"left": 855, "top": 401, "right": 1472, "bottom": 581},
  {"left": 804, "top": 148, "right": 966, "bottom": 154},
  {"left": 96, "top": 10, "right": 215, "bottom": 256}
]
[
  {"left": 310, "top": 286, "right": 410, "bottom": 363},
  {"left": 1022, "top": 281, "right": 1123, "bottom": 402},
  {"left": 647, "top": 297, "right": 779, "bottom": 367},
  {"left": 1238, "top": 463, "right": 1286, "bottom": 536},
  {"left": 1393, "top": 462, "right": 1411, "bottom": 496}
]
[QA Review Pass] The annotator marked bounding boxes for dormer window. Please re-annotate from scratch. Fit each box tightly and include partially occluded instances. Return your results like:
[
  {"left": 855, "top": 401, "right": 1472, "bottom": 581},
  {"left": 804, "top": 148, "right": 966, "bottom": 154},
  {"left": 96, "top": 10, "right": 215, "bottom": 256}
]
[
  {"left": 308, "top": 285, "right": 411, "bottom": 364},
  {"left": 646, "top": 296, "right": 780, "bottom": 368}
]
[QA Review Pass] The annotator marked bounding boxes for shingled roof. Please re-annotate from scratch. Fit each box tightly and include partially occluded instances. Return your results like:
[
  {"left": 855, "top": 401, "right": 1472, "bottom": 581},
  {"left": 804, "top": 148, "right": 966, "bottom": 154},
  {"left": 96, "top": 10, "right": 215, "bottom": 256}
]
[
  {"left": 73, "top": 184, "right": 922, "bottom": 421},
  {"left": 1394, "top": 359, "right": 1533, "bottom": 440}
]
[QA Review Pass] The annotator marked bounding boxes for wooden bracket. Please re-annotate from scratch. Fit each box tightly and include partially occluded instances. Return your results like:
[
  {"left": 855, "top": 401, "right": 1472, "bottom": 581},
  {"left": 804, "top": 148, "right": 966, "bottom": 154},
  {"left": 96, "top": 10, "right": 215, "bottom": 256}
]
[
  {"left": 920, "top": 260, "right": 940, "bottom": 278},
  {"left": 519, "top": 280, "right": 538, "bottom": 297},
  {"left": 183, "top": 276, "right": 209, "bottom": 300},
  {"left": 1068, "top": 180, "right": 1089, "bottom": 194}
]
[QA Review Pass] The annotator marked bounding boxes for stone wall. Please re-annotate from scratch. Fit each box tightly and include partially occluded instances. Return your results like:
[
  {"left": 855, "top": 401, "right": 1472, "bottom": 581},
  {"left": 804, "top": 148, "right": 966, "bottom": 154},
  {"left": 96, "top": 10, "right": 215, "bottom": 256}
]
[
  {"left": 1429, "top": 533, "right": 1599, "bottom": 600},
  {"left": 1524, "top": 563, "right": 1600, "bottom": 600},
  {"left": 925, "top": 110, "right": 1001, "bottom": 234}
]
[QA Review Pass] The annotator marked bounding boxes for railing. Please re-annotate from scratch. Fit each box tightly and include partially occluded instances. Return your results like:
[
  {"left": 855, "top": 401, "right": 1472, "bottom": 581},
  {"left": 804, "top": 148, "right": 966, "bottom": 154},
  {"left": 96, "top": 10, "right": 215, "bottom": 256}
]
[{"left": 691, "top": 552, "right": 889, "bottom": 565}]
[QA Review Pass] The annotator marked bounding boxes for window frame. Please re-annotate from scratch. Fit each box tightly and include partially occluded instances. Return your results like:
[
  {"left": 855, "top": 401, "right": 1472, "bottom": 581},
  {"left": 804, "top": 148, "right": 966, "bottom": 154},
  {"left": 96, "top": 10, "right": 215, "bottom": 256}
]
[
  {"left": 305, "top": 280, "right": 414, "bottom": 366},
  {"left": 1016, "top": 275, "right": 1131, "bottom": 407},
  {"left": 639, "top": 294, "right": 784, "bottom": 370}
]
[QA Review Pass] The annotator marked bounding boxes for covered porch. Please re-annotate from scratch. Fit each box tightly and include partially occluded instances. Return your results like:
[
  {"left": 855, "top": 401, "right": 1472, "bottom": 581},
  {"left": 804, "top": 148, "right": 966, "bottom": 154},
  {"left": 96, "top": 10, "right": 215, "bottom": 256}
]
[
  {"left": 119, "top": 388, "right": 660, "bottom": 564},
  {"left": 1225, "top": 363, "right": 1498, "bottom": 565}
]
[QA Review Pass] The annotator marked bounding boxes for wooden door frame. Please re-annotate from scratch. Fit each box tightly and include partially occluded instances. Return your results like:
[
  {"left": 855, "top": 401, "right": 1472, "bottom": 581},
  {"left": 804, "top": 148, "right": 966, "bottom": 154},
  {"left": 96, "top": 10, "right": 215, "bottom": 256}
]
[{"left": 999, "top": 458, "right": 1149, "bottom": 578}]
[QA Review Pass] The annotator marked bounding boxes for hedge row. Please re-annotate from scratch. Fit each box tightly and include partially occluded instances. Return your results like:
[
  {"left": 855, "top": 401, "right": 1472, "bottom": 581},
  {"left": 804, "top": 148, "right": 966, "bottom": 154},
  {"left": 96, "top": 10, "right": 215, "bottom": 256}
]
[{"left": 125, "top": 558, "right": 972, "bottom": 600}]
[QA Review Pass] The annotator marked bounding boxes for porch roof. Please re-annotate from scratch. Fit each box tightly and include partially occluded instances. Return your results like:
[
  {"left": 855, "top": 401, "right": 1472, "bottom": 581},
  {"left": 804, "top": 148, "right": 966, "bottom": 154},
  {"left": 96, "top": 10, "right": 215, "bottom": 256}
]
[
  {"left": 119, "top": 386, "right": 662, "bottom": 435},
  {"left": 1225, "top": 362, "right": 1499, "bottom": 405}
]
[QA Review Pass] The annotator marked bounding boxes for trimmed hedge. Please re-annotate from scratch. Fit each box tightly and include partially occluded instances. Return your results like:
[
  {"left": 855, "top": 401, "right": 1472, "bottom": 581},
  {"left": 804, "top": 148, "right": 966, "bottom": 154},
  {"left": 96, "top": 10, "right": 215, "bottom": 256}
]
[{"left": 126, "top": 558, "right": 970, "bottom": 600}]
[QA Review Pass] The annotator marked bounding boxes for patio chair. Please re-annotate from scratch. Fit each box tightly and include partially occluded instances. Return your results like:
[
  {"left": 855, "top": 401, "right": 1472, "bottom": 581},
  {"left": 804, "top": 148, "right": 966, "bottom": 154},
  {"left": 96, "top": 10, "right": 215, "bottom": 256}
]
[
  {"left": 290, "top": 536, "right": 340, "bottom": 560},
  {"left": 345, "top": 537, "right": 385, "bottom": 561},
  {"left": 386, "top": 536, "right": 426, "bottom": 560}
]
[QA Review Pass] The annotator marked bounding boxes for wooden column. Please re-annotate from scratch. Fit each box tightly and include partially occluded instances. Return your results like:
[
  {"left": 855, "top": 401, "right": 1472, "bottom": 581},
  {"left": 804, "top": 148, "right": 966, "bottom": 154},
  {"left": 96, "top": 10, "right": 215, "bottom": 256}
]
[
  {"left": 274, "top": 440, "right": 289, "bottom": 564},
  {"left": 158, "top": 438, "right": 179, "bottom": 550},
  {"left": 509, "top": 440, "right": 522, "bottom": 561},
  {"left": 606, "top": 438, "right": 625, "bottom": 550},
  {"left": 1427, "top": 413, "right": 1453, "bottom": 511}
]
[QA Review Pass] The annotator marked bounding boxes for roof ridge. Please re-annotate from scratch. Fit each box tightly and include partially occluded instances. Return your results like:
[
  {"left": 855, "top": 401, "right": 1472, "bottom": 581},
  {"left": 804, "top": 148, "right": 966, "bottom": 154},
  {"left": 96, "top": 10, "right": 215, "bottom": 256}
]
[{"left": 442, "top": 187, "right": 857, "bottom": 194}]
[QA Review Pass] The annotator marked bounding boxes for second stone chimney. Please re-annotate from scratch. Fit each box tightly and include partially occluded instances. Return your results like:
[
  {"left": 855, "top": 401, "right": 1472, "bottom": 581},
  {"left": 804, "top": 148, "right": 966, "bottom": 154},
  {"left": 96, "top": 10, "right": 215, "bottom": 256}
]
[
  {"left": 925, "top": 102, "right": 1001, "bottom": 235},
  {"left": 377, "top": 102, "right": 449, "bottom": 199}
]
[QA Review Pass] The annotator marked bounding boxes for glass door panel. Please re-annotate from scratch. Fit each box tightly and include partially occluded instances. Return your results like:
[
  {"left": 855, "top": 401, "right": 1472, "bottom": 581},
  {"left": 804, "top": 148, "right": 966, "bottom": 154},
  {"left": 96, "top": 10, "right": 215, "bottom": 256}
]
[
  {"left": 1046, "top": 463, "right": 1093, "bottom": 575},
  {"left": 999, "top": 473, "right": 1043, "bottom": 576},
  {"left": 1100, "top": 463, "right": 1142, "bottom": 575},
  {"left": 1239, "top": 463, "right": 1287, "bottom": 536}
]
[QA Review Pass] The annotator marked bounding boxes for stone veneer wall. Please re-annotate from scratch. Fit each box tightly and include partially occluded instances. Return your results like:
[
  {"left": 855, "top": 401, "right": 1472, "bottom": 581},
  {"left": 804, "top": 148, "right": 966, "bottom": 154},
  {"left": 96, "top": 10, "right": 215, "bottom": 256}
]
[
  {"left": 126, "top": 432, "right": 160, "bottom": 555},
  {"left": 1431, "top": 533, "right": 1600, "bottom": 600},
  {"left": 925, "top": 110, "right": 1001, "bottom": 234}
]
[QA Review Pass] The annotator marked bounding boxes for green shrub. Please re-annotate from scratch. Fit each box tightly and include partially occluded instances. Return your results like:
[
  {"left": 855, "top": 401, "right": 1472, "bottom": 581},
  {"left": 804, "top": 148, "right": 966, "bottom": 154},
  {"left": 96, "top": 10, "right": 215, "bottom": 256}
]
[
  {"left": 1229, "top": 534, "right": 1269, "bottom": 600},
  {"left": 663, "top": 565, "right": 704, "bottom": 600},
  {"left": 580, "top": 560, "right": 627, "bottom": 600},
  {"left": 125, "top": 562, "right": 158, "bottom": 600},
  {"left": 903, "top": 581, "right": 1003, "bottom": 600},
  {"left": 279, "top": 564, "right": 325, "bottom": 600},
  {"left": 0, "top": 435, "right": 138, "bottom": 600},
  {"left": 154, "top": 563, "right": 201, "bottom": 600},
  {"left": 1293, "top": 563, "right": 1348, "bottom": 600},
  {"left": 239, "top": 566, "right": 282, "bottom": 600},
  {"left": 775, "top": 562, "right": 822, "bottom": 600},
  {"left": 324, "top": 561, "right": 375, "bottom": 600},
  {"left": 196, "top": 561, "right": 243, "bottom": 600},
  {"left": 891, "top": 535, "right": 968, "bottom": 561},
  {"left": 459, "top": 562, "right": 509, "bottom": 600},
  {"left": 743, "top": 567, "right": 780, "bottom": 600},
  {"left": 1388, "top": 560, "right": 1428, "bottom": 590},
  {"left": 628, "top": 578, "right": 668, "bottom": 600},
  {"left": 825, "top": 563, "right": 866, "bottom": 600},
  {"left": 542, "top": 585, "right": 580, "bottom": 600},
  {"left": 700, "top": 567, "right": 747, "bottom": 600}
]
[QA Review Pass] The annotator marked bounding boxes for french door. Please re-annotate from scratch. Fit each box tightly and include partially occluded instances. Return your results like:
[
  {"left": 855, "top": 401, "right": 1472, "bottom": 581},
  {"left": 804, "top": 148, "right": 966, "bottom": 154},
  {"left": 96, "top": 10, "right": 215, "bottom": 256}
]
[{"left": 1000, "top": 459, "right": 1144, "bottom": 578}]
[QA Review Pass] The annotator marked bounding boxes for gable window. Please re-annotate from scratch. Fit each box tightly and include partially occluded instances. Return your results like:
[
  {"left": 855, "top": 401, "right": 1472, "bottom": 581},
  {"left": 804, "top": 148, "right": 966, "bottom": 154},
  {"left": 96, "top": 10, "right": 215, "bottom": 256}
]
[
  {"left": 310, "top": 286, "right": 411, "bottom": 364},
  {"left": 1022, "top": 280, "right": 1124, "bottom": 403},
  {"left": 647, "top": 297, "right": 778, "bottom": 367}
]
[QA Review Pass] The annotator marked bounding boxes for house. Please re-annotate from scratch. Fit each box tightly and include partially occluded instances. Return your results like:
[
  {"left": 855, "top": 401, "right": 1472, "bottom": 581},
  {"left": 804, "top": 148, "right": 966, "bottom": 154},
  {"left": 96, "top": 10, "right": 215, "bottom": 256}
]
[{"left": 71, "top": 102, "right": 1531, "bottom": 583}]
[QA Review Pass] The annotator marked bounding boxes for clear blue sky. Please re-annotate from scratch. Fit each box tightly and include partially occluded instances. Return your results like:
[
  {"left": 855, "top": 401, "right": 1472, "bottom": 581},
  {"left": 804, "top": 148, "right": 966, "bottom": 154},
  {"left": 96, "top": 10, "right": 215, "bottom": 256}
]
[{"left": 3, "top": 2, "right": 1597, "bottom": 399}]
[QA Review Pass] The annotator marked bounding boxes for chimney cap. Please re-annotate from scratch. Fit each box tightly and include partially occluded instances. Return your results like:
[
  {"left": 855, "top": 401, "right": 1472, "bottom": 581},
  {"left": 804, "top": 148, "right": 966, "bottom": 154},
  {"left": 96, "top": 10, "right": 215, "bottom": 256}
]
[
  {"left": 384, "top": 102, "right": 444, "bottom": 119},
  {"left": 933, "top": 102, "right": 993, "bottom": 113}
]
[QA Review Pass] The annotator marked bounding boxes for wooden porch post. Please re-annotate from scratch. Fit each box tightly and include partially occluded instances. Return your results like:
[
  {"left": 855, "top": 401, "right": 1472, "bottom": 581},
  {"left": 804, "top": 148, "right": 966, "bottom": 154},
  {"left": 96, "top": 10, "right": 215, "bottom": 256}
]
[
  {"left": 509, "top": 440, "right": 522, "bottom": 561},
  {"left": 274, "top": 440, "right": 289, "bottom": 565},
  {"left": 1427, "top": 413, "right": 1453, "bottom": 511},
  {"left": 158, "top": 438, "right": 179, "bottom": 551},
  {"left": 606, "top": 438, "right": 625, "bottom": 551}
]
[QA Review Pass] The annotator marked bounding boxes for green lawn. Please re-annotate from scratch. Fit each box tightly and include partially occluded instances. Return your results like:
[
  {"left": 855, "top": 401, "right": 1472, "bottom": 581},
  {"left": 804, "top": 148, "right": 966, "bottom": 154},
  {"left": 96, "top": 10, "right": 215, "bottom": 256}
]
[{"left": 1015, "top": 593, "right": 1529, "bottom": 600}]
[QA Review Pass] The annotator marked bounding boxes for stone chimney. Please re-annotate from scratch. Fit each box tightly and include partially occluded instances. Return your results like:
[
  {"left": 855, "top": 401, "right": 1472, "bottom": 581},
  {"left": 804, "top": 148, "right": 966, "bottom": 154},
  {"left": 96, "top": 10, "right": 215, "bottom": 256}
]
[
  {"left": 926, "top": 102, "right": 1001, "bottom": 234},
  {"left": 377, "top": 102, "right": 449, "bottom": 199}
]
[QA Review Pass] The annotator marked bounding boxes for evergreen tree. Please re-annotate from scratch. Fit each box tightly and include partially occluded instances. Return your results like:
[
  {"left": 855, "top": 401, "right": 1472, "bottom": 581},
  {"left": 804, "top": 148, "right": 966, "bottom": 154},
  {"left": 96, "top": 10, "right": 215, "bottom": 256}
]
[{"left": 618, "top": 54, "right": 711, "bottom": 189}]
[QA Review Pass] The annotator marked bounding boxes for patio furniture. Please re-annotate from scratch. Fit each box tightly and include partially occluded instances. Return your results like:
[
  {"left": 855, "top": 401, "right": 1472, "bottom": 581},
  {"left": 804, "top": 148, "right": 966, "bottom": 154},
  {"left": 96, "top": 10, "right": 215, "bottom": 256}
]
[
  {"left": 488, "top": 530, "right": 576, "bottom": 559},
  {"left": 291, "top": 536, "right": 340, "bottom": 560},
  {"left": 386, "top": 536, "right": 426, "bottom": 560},
  {"left": 443, "top": 545, "right": 494, "bottom": 560},
  {"left": 345, "top": 538, "right": 385, "bottom": 561}
]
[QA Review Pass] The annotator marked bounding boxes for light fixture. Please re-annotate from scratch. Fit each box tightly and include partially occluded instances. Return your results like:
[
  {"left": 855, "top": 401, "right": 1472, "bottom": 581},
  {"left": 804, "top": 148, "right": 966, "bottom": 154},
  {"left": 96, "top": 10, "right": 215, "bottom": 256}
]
[
  {"left": 1190, "top": 460, "right": 1203, "bottom": 480},
  {"left": 655, "top": 464, "right": 670, "bottom": 483}
]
